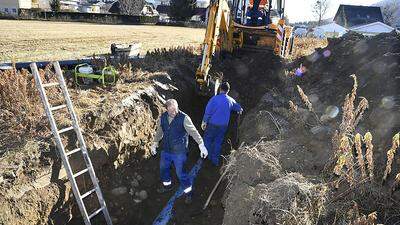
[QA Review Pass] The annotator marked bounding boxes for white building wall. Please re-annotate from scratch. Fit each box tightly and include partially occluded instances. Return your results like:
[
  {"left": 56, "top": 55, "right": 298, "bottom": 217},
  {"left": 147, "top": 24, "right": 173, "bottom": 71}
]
[{"left": 18, "top": 0, "right": 33, "bottom": 9}]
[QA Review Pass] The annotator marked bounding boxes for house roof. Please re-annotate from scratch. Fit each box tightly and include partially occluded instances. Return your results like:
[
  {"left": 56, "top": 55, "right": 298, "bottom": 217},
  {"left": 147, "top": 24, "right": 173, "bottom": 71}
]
[
  {"left": 108, "top": 1, "right": 120, "bottom": 13},
  {"left": 334, "top": 4, "right": 384, "bottom": 28},
  {"left": 156, "top": 5, "right": 169, "bottom": 14},
  {"left": 350, "top": 21, "right": 394, "bottom": 31},
  {"left": 315, "top": 22, "right": 348, "bottom": 32}
]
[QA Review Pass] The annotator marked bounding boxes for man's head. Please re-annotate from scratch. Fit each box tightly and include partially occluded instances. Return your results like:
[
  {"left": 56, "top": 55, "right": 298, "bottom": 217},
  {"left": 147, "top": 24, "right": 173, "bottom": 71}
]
[
  {"left": 219, "top": 82, "right": 230, "bottom": 94},
  {"left": 165, "top": 99, "right": 179, "bottom": 118}
]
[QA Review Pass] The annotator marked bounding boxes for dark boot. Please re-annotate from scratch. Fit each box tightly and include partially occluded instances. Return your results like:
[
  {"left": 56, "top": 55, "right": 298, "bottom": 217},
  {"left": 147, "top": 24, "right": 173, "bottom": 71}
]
[{"left": 157, "top": 184, "right": 173, "bottom": 193}]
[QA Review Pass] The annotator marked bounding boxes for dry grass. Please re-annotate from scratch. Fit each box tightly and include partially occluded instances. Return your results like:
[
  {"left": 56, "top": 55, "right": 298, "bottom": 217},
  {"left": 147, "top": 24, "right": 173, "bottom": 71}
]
[
  {"left": 347, "top": 203, "right": 378, "bottom": 225},
  {"left": 289, "top": 37, "right": 328, "bottom": 60},
  {"left": 0, "top": 66, "right": 54, "bottom": 150},
  {"left": 0, "top": 20, "right": 204, "bottom": 62}
]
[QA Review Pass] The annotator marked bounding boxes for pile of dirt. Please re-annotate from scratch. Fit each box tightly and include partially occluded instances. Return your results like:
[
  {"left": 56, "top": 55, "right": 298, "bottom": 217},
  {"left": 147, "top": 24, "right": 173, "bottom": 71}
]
[
  {"left": 292, "top": 31, "right": 400, "bottom": 145},
  {"left": 223, "top": 144, "right": 327, "bottom": 225},
  {"left": 249, "top": 173, "right": 326, "bottom": 225},
  {"left": 221, "top": 32, "right": 400, "bottom": 224}
]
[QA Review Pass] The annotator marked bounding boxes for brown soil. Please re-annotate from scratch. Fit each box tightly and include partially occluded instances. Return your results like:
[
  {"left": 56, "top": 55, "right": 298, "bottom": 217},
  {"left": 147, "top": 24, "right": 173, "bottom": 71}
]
[{"left": 220, "top": 31, "right": 400, "bottom": 224}]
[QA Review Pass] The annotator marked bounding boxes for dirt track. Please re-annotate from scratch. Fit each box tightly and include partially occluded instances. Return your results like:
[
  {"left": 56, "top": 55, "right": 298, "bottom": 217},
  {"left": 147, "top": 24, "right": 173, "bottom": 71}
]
[{"left": 0, "top": 20, "right": 204, "bottom": 62}]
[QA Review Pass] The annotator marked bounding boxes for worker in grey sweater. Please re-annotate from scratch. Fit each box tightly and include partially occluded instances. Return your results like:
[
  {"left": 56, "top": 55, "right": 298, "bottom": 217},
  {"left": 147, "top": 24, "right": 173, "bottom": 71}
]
[{"left": 151, "top": 99, "right": 208, "bottom": 204}]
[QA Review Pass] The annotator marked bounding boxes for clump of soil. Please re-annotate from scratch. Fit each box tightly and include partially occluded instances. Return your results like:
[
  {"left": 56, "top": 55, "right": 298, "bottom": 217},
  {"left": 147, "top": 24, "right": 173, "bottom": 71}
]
[
  {"left": 223, "top": 144, "right": 327, "bottom": 225},
  {"left": 249, "top": 173, "right": 326, "bottom": 225}
]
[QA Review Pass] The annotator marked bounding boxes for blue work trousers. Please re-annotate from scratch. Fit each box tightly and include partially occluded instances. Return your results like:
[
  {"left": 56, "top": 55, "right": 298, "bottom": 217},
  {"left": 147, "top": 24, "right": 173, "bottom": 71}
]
[
  {"left": 204, "top": 124, "right": 228, "bottom": 166},
  {"left": 160, "top": 151, "right": 191, "bottom": 192}
]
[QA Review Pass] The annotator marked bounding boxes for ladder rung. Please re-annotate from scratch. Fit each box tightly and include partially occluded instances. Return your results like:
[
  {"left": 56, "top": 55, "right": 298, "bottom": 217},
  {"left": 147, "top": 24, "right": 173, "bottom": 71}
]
[
  {"left": 58, "top": 126, "right": 74, "bottom": 134},
  {"left": 66, "top": 147, "right": 81, "bottom": 156},
  {"left": 42, "top": 82, "right": 59, "bottom": 88},
  {"left": 73, "top": 168, "right": 89, "bottom": 178},
  {"left": 81, "top": 188, "right": 97, "bottom": 199},
  {"left": 50, "top": 104, "right": 66, "bottom": 111},
  {"left": 89, "top": 206, "right": 105, "bottom": 220}
]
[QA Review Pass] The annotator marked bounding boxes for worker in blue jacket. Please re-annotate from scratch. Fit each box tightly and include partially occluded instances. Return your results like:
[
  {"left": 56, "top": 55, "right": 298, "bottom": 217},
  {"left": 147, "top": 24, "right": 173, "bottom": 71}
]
[{"left": 201, "top": 82, "right": 243, "bottom": 166}]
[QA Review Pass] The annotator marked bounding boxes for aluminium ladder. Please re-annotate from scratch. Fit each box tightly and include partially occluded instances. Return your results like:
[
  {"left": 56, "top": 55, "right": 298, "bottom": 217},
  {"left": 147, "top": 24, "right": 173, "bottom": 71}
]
[{"left": 30, "top": 61, "right": 112, "bottom": 225}]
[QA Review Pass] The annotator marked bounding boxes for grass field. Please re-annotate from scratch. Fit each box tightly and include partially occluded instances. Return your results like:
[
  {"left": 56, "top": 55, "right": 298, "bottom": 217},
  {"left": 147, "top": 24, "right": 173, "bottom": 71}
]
[{"left": 0, "top": 20, "right": 205, "bottom": 62}]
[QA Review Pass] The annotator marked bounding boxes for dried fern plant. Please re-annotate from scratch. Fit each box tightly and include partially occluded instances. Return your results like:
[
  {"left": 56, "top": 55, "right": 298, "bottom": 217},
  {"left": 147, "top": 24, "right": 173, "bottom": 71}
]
[
  {"left": 383, "top": 133, "right": 400, "bottom": 182},
  {"left": 288, "top": 100, "right": 298, "bottom": 113},
  {"left": 355, "top": 133, "right": 367, "bottom": 179},
  {"left": 296, "top": 85, "right": 321, "bottom": 124},
  {"left": 334, "top": 135, "right": 354, "bottom": 186},
  {"left": 364, "top": 132, "right": 374, "bottom": 181},
  {"left": 332, "top": 75, "right": 370, "bottom": 185},
  {"left": 338, "top": 75, "right": 368, "bottom": 136},
  {"left": 347, "top": 203, "right": 377, "bottom": 225},
  {"left": 296, "top": 85, "right": 313, "bottom": 112},
  {"left": 354, "top": 97, "right": 369, "bottom": 128}
]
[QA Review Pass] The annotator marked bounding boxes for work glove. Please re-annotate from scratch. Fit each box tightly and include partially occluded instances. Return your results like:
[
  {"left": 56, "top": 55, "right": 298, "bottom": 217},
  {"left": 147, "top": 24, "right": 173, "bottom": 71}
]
[
  {"left": 150, "top": 142, "right": 158, "bottom": 156},
  {"left": 201, "top": 121, "right": 207, "bottom": 131},
  {"left": 199, "top": 143, "right": 208, "bottom": 159}
]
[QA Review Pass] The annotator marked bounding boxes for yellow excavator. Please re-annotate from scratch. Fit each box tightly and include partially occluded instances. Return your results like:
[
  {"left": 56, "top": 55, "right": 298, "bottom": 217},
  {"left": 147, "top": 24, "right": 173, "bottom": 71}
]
[{"left": 195, "top": 0, "right": 294, "bottom": 95}]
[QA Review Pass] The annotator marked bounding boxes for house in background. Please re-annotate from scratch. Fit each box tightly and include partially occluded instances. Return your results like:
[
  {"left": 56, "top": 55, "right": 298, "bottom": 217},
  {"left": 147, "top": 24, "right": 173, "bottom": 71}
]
[
  {"left": 333, "top": 4, "right": 394, "bottom": 36},
  {"left": 79, "top": 2, "right": 102, "bottom": 13},
  {"left": 334, "top": 4, "right": 384, "bottom": 28},
  {"left": 0, "top": 0, "right": 32, "bottom": 15},
  {"left": 313, "top": 22, "right": 348, "bottom": 38},
  {"left": 191, "top": 7, "right": 207, "bottom": 22},
  {"left": 156, "top": 4, "right": 170, "bottom": 22},
  {"left": 60, "top": 0, "right": 80, "bottom": 11}
]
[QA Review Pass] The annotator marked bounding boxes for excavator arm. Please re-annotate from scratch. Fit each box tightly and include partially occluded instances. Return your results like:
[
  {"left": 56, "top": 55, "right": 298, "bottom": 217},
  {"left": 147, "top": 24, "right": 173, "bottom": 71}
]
[{"left": 195, "top": 0, "right": 233, "bottom": 96}]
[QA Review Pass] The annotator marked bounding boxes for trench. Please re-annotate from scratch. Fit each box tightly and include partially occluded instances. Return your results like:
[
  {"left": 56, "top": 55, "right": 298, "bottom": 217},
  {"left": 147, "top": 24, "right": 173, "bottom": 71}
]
[
  {"left": 0, "top": 47, "right": 284, "bottom": 225},
  {"left": 59, "top": 50, "right": 283, "bottom": 225},
  {"left": 64, "top": 57, "right": 230, "bottom": 225}
]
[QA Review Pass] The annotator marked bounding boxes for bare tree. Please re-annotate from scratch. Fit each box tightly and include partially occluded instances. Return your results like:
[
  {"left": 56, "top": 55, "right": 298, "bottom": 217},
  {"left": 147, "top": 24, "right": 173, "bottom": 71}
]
[
  {"left": 312, "top": 0, "right": 330, "bottom": 26},
  {"left": 381, "top": 1, "right": 399, "bottom": 27},
  {"left": 170, "top": 0, "right": 196, "bottom": 21},
  {"left": 50, "top": 0, "right": 61, "bottom": 12},
  {"left": 119, "top": 0, "right": 145, "bottom": 15}
]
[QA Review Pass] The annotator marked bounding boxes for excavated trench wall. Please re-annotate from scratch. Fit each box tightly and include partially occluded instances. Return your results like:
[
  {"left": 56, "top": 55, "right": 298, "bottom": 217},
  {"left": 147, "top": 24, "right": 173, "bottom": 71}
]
[
  {"left": 0, "top": 48, "right": 204, "bottom": 225},
  {"left": 0, "top": 84, "right": 166, "bottom": 224}
]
